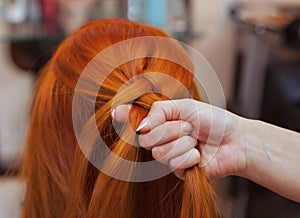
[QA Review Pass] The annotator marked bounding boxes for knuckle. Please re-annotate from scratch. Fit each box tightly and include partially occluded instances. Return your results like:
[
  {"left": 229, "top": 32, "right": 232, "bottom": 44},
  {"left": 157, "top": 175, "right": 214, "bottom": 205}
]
[
  {"left": 182, "top": 136, "right": 197, "bottom": 147},
  {"left": 152, "top": 147, "right": 162, "bottom": 160},
  {"left": 152, "top": 101, "right": 162, "bottom": 110},
  {"left": 165, "top": 123, "right": 177, "bottom": 137},
  {"left": 137, "top": 135, "right": 147, "bottom": 147}
]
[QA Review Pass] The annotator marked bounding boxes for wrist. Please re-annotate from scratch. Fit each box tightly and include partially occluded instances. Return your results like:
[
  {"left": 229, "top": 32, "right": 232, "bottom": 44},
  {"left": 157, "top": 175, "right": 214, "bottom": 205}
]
[
  {"left": 238, "top": 118, "right": 265, "bottom": 180},
  {"left": 233, "top": 116, "right": 258, "bottom": 178},
  {"left": 219, "top": 111, "right": 251, "bottom": 177}
]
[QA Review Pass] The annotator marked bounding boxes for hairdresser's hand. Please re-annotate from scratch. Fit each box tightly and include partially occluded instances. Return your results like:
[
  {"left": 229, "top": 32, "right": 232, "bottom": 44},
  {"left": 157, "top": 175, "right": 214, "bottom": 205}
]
[{"left": 112, "top": 99, "right": 247, "bottom": 179}]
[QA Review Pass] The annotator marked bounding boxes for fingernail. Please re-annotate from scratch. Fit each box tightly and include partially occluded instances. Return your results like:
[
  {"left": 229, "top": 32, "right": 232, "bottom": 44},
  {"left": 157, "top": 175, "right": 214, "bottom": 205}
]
[
  {"left": 136, "top": 118, "right": 149, "bottom": 133},
  {"left": 111, "top": 108, "right": 116, "bottom": 120},
  {"left": 181, "top": 121, "right": 192, "bottom": 132}
]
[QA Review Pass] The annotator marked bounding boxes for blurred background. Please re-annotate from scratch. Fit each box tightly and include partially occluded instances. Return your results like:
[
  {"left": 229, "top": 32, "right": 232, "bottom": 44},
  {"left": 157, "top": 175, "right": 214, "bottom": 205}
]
[{"left": 0, "top": 0, "right": 299, "bottom": 217}]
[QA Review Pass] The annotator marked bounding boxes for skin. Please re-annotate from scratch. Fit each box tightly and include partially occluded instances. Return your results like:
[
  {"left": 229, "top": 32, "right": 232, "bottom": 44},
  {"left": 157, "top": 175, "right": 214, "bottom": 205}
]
[{"left": 112, "top": 99, "right": 300, "bottom": 203}]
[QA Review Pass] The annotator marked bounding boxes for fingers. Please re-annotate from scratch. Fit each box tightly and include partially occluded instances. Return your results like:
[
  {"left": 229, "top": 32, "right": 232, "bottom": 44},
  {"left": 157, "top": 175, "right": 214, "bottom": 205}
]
[
  {"left": 112, "top": 100, "right": 189, "bottom": 130},
  {"left": 138, "top": 121, "right": 193, "bottom": 149},
  {"left": 112, "top": 100, "right": 177, "bottom": 128},
  {"left": 151, "top": 136, "right": 197, "bottom": 164},
  {"left": 169, "top": 148, "right": 201, "bottom": 173},
  {"left": 136, "top": 113, "right": 166, "bottom": 134},
  {"left": 136, "top": 100, "right": 197, "bottom": 134},
  {"left": 137, "top": 117, "right": 200, "bottom": 178},
  {"left": 111, "top": 100, "right": 218, "bottom": 180},
  {"left": 113, "top": 99, "right": 200, "bottom": 133}
]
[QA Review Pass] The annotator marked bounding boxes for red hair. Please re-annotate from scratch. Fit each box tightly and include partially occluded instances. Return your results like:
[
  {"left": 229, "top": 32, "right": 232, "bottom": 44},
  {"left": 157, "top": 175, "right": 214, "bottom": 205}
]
[{"left": 21, "top": 19, "right": 219, "bottom": 217}]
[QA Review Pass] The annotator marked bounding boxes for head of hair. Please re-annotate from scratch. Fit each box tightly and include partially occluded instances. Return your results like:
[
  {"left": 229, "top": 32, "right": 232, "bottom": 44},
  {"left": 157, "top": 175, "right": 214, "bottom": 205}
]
[{"left": 21, "top": 18, "right": 219, "bottom": 218}]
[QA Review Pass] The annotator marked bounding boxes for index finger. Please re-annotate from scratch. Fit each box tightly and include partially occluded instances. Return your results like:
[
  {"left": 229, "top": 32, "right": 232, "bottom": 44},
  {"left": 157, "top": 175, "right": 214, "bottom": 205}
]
[{"left": 136, "top": 99, "right": 196, "bottom": 134}]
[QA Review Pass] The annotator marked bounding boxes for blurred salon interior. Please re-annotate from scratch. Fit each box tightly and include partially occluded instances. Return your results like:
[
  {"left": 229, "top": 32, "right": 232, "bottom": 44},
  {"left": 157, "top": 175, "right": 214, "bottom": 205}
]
[{"left": 0, "top": 0, "right": 299, "bottom": 217}]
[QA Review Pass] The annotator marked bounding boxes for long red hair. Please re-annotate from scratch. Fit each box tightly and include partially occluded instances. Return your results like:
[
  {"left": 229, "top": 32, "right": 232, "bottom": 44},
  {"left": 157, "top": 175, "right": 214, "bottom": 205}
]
[{"left": 21, "top": 18, "right": 219, "bottom": 217}]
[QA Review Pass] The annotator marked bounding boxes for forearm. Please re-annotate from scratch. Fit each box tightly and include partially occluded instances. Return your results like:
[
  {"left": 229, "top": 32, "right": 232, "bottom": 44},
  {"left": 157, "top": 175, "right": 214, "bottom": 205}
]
[{"left": 240, "top": 118, "right": 300, "bottom": 202}]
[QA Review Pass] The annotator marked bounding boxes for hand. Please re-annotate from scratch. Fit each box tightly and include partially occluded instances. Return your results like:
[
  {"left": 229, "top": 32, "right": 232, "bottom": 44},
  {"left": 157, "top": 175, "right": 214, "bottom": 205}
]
[{"left": 112, "top": 99, "right": 247, "bottom": 179}]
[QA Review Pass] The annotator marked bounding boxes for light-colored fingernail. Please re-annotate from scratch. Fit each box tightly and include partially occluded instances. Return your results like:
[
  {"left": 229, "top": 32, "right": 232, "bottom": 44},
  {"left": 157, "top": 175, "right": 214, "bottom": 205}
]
[
  {"left": 181, "top": 121, "right": 192, "bottom": 132},
  {"left": 111, "top": 108, "right": 116, "bottom": 120},
  {"left": 136, "top": 118, "right": 149, "bottom": 132}
]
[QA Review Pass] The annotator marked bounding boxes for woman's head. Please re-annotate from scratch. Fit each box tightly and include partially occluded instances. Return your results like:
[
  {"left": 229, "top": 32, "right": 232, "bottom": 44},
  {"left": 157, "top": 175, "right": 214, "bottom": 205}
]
[{"left": 22, "top": 19, "right": 218, "bottom": 218}]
